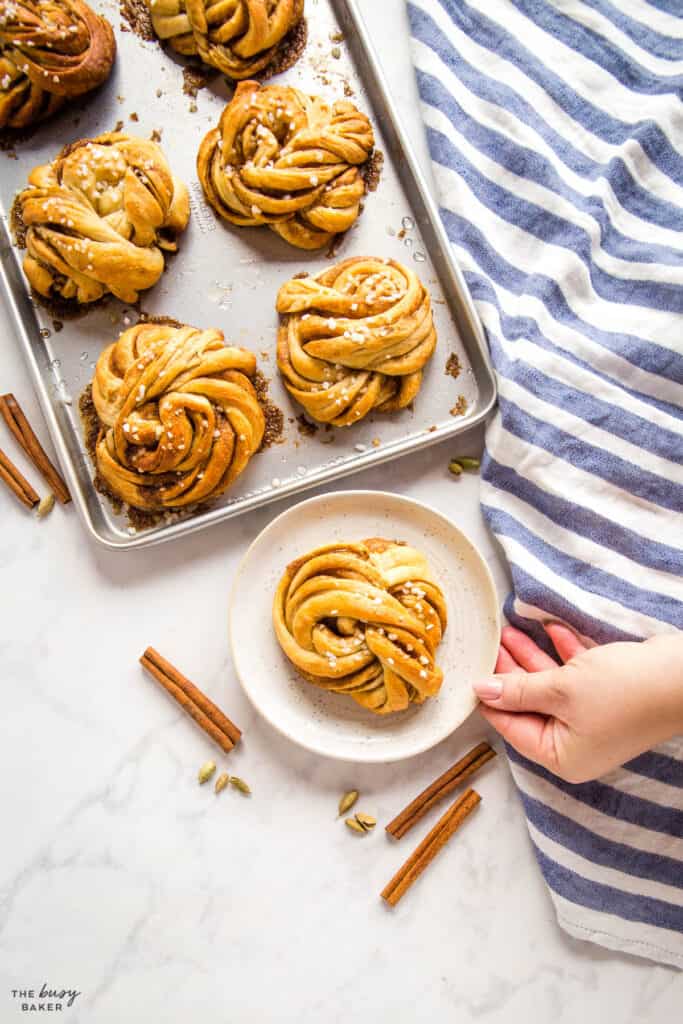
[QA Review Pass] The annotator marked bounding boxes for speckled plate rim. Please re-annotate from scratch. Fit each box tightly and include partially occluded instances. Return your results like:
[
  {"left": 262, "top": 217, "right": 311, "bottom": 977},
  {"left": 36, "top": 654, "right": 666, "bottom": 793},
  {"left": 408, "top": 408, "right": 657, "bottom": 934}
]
[{"left": 227, "top": 489, "right": 500, "bottom": 763}]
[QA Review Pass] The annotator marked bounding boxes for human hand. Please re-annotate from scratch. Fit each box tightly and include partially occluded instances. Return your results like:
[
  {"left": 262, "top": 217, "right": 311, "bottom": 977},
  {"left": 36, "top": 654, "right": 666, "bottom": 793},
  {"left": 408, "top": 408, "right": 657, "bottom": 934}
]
[{"left": 472, "top": 624, "right": 683, "bottom": 783}]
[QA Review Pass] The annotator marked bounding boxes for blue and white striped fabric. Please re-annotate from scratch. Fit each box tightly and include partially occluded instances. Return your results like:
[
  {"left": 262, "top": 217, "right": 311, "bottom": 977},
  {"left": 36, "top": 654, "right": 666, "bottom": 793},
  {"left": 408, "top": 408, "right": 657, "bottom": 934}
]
[{"left": 407, "top": 0, "right": 683, "bottom": 968}]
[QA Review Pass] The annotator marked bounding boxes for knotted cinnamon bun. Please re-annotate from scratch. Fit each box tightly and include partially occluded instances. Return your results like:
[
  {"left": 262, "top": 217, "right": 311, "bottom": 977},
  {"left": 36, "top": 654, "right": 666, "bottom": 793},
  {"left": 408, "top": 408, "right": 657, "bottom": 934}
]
[
  {"left": 273, "top": 539, "right": 447, "bottom": 715},
  {"left": 0, "top": 0, "right": 115, "bottom": 130},
  {"left": 90, "top": 321, "right": 265, "bottom": 511},
  {"left": 13, "top": 132, "right": 190, "bottom": 305},
  {"left": 146, "top": 0, "right": 304, "bottom": 80},
  {"left": 276, "top": 257, "right": 437, "bottom": 425},
  {"left": 197, "top": 80, "right": 375, "bottom": 250}
]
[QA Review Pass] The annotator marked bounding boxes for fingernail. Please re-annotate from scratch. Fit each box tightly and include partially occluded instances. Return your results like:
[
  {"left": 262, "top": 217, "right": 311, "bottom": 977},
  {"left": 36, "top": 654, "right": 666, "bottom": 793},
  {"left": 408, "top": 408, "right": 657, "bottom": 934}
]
[{"left": 473, "top": 678, "right": 503, "bottom": 700}]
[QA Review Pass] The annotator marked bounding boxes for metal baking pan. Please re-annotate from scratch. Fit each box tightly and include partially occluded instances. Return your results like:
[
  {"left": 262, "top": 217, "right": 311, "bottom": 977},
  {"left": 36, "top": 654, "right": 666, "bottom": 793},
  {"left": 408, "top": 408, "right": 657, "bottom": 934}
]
[{"left": 0, "top": 0, "right": 496, "bottom": 549}]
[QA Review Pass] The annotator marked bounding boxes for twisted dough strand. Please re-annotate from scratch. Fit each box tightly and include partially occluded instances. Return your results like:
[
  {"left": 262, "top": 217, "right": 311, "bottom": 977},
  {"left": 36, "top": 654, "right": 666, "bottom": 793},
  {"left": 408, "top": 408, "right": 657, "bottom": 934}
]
[
  {"left": 276, "top": 257, "right": 437, "bottom": 425},
  {"left": 14, "top": 132, "right": 190, "bottom": 304},
  {"left": 197, "top": 80, "right": 374, "bottom": 250},
  {"left": 147, "top": 0, "right": 304, "bottom": 79},
  {"left": 0, "top": 0, "right": 115, "bottom": 129},
  {"left": 91, "top": 321, "right": 266, "bottom": 511},
  {"left": 273, "top": 539, "right": 447, "bottom": 714}
]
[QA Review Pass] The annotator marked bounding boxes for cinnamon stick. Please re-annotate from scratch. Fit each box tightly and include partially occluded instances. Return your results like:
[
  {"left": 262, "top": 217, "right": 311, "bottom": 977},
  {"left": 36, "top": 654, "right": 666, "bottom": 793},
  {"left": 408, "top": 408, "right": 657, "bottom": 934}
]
[
  {"left": 0, "top": 446, "right": 40, "bottom": 508},
  {"left": 386, "top": 741, "right": 495, "bottom": 839},
  {"left": 0, "top": 393, "right": 70, "bottom": 504},
  {"left": 381, "top": 789, "right": 481, "bottom": 907},
  {"left": 140, "top": 647, "right": 242, "bottom": 753}
]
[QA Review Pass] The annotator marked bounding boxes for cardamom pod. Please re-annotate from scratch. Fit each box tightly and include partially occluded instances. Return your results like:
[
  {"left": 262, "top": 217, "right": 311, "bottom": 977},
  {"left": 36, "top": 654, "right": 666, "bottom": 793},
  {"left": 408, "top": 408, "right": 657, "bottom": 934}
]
[
  {"left": 345, "top": 817, "right": 366, "bottom": 834},
  {"left": 229, "top": 776, "right": 251, "bottom": 794},
  {"left": 448, "top": 460, "right": 463, "bottom": 477},
  {"left": 355, "top": 813, "right": 376, "bottom": 830},
  {"left": 198, "top": 760, "right": 216, "bottom": 785},
  {"left": 452, "top": 456, "right": 480, "bottom": 471},
  {"left": 214, "top": 772, "right": 229, "bottom": 794},
  {"left": 338, "top": 789, "right": 359, "bottom": 816},
  {"left": 36, "top": 493, "right": 55, "bottom": 518}
]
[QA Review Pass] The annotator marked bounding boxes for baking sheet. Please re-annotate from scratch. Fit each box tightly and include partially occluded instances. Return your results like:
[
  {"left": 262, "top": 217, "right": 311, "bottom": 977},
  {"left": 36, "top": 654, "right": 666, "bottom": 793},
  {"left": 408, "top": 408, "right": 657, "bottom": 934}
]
[{"left": 0, "top": 0, "right": 496, "bottom": 549}]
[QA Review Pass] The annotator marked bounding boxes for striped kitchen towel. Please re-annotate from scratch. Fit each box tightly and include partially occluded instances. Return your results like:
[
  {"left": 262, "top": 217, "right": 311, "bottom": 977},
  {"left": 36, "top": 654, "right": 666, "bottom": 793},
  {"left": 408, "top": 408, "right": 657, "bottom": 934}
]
[{"left": 408, "top": 0, "right": 683, "bottom": 968}]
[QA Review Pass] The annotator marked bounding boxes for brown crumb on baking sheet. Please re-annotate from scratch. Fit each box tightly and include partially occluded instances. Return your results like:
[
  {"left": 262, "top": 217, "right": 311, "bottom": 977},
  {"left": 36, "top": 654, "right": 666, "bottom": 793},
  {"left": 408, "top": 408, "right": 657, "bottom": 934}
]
[
  {"left": 150, "top": 128, "right": 162, "bottom": 142},
  {"left": 135, "top": 312, "right": 184, "bottom": 329},
  {"left": 182, "top": 66, "right": 214, "bottom": 97},
  {"left": 363, "top": 150, "right": 384, "bottom": 193},
  {"left": 450, "top": 395, "right": 468, "bottom": 417},
  {"left": 113, "top": 119, "right": 124, "bottom": 132},
  {"left": 31, "top": 293, "right": 104, "bottom": 320},
  {"left": 325, "top": 231, "right": 346, "bottom": 260},
  {"left": 254, "top": 371, "right": 284, "bottom": 450},
  {"left": 129, "top": 111, "right": 139, "bottom": 122},
  {"left": 296, "top": 414, "right": 318, "bottom": 438},
  {"left": 259, "top": 17, "right": 308, "bottom": 80},
  {"left": 127, "top": 502, "right": 174, "bottom": 532},
  {"left": 1, "top": 120, "right": 38, "bottom": 150},
  {"left": 10, "top": 193, "right": 26, "bottom": 248},
  {"left": 292, "top": 271, "right": 310, "bottom": 280},
  {"left": 52, "top": 320, "right": 63, "bottom": 333},
  {"left": 120, "top": 0, "right": 155, "bottom": 41},
  {"left": 445, "top": 352, "right": 462, "bottom": 379},
  {"left": 79, "top": 385, "right": 100, "bottom": 462},
  {"left": 329, "top": 30, "right": 344, "bottom": 43}
]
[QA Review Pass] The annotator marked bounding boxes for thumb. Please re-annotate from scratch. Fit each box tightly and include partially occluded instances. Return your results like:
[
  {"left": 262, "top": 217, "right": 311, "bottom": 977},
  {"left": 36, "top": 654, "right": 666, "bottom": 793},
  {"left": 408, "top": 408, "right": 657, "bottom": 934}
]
[{"left": 472, "top": 668, "right": 568, "bottom": 717}]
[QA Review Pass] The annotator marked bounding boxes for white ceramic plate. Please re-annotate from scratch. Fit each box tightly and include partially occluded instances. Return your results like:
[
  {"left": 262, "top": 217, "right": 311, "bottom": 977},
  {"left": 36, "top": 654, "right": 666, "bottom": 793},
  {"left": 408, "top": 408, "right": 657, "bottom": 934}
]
[{"left": 228, "top": 490, "right": 500, "bottom": 763}]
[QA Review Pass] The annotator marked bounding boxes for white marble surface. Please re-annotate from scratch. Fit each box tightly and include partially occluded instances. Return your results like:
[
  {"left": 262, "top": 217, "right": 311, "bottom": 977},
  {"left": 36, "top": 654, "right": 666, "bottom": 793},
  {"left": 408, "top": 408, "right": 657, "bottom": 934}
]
[{"left": 1, "top": 1, "right": 681, "bottom": 1020}]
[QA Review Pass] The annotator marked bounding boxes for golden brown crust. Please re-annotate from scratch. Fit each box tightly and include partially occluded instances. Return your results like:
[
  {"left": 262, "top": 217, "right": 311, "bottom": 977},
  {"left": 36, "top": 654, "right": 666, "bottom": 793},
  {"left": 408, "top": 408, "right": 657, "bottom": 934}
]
[
  {"left": 273, "top": 539, "right": 447, "bottom": 715},
  {"left": 90, "top": 321, "right": 266, "bottom": 512},
  {"left": 146, "top": 0, "right": 304, "bottom": 80},
  {"left": 0, "top": 0, "right": 116, "bottom": 130},
  {"left": 276, "top": 257, "right": 437, "bottom": 425},
  {"left": 13, "top": 131, "right": 190, "bottom": 305},
  {"left": 197, "top": 80, "right": 375, "bottom": 250}
]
